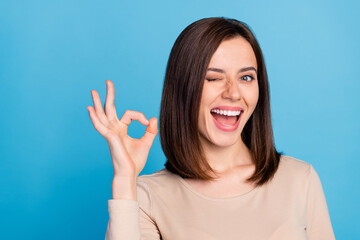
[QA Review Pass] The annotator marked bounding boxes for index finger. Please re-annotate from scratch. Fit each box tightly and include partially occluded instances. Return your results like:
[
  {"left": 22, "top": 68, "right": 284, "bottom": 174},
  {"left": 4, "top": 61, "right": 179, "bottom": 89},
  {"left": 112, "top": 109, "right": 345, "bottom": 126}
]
[
  {"left": 105, "top": 80, "right": 119, "bottom": 121},
  {"left": 119, "top": 110, "right": 149, "bottom": 127}
]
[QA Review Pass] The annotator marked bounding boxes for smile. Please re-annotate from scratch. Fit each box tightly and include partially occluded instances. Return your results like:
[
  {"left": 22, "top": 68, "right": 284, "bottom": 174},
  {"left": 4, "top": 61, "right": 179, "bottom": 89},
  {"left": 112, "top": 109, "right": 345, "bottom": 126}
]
[{"left": 210, "top": 106, "right": 243, "bottom": 132}]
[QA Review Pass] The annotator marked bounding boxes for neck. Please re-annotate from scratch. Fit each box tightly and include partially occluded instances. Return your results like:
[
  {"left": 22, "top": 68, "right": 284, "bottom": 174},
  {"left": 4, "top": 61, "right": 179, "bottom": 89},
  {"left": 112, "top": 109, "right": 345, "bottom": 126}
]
[{"left": 201, "top": 138, "right": 254, "bottom": 176}]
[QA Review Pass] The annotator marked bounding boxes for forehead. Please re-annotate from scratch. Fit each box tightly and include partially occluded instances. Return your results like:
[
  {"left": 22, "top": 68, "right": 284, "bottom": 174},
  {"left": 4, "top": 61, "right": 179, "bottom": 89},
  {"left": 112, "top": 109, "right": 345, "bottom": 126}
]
[{"left": 208, "top": 36, "right": 257, "bottom": 70}]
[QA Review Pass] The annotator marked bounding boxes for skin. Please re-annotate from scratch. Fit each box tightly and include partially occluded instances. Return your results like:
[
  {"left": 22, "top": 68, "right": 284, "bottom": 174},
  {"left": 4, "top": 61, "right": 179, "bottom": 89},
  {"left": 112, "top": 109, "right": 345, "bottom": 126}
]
[
  {"left": 87, "top": 36, "right": 259, "bottom": 200},
  {"left": 185, "top": 36, "right": 259, "bottom": 198},
  {"left": 87, "top": 80, "right": 158, "bottom": 200}
]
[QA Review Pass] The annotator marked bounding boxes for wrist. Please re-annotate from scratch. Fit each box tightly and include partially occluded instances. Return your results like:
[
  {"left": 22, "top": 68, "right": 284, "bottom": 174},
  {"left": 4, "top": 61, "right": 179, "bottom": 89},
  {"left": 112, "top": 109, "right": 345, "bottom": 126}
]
[{"left": 111, "top": 175, "right": 137, "bottom": 200}]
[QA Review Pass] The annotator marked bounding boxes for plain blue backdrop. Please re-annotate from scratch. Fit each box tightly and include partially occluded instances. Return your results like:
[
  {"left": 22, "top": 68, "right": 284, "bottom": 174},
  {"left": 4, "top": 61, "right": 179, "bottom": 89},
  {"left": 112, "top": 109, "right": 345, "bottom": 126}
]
[{"left": 1, "top": 0, "right": 359, "bottom": 239}]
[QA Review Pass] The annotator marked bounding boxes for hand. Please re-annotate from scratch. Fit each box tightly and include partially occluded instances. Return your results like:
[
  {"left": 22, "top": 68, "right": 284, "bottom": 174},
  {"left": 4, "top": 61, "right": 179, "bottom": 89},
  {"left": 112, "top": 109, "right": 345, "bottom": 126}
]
[{"left": 87, "top": 80, "right": 158, "bottom": 179}]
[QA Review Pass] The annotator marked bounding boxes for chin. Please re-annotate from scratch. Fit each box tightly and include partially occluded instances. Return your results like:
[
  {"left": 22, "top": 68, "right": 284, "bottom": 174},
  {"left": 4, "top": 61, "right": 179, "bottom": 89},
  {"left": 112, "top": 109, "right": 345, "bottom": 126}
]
[{"left": 202, "top": 131, "right": 243, "bottom": 148}]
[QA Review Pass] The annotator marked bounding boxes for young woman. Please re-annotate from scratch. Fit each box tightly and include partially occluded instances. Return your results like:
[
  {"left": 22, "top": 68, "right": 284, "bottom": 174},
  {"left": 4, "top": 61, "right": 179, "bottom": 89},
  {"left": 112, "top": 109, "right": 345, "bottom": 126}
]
[{"left": 87, "top": 17, "right": 335, "bottom": 240}]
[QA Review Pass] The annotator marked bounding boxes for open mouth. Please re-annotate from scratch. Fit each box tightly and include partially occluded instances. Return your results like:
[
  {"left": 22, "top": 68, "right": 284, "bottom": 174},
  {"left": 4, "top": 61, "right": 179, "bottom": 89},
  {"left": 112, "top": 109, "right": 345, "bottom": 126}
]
[{"left": 210, "top": 107, "right": 243, "bottom": 131}]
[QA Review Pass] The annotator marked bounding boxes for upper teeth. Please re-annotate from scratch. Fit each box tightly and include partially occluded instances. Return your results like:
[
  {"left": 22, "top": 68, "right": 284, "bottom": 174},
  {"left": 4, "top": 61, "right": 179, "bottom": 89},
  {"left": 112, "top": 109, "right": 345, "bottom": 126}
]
[{"left": 211, "top": 109, "right": 241, "bottom": 116}]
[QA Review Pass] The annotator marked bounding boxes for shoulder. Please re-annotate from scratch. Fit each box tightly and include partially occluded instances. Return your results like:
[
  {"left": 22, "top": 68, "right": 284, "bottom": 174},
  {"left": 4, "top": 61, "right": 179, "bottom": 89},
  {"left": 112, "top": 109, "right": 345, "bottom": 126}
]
[
  {"left": 138, "top": 168, "right": 179, "bottom": 188},
  {"left": 136, "top": 168, "right": 177, "bottom": 193},
  {"left": 135, "top": 169, "right": 182, "bottom": 214},
  {"left": 262, "top": 155, "right": 319, "bottom": 204},
  {"left": 278, "top": 155, "right": 325, "bottom": 190},
  {"left": 136, "top": 169, "right": 179, "bottom": 196},
  {"left": 270, "top": 155, "right": 314, "bottom": 188},
  {"left": 277, "top": 155, "right": 312, "bottom": 177}
]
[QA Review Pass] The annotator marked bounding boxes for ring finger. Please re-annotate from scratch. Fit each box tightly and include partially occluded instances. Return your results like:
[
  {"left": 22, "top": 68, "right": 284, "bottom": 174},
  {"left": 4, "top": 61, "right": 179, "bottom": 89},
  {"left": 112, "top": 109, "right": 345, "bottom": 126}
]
[{"left": 91, "top": 90, "right": 109, "bottom": 126}]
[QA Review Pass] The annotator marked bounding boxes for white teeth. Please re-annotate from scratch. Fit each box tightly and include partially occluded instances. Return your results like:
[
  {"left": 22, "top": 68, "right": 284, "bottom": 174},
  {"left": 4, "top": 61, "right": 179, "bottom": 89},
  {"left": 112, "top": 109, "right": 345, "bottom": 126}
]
[{"left": 211, "top": 109, "right": 241, "bottom": 116}]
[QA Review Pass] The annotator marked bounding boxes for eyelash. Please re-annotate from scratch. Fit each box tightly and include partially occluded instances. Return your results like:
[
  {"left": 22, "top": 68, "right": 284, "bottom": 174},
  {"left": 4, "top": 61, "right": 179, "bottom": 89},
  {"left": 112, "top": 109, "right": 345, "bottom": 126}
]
[
  {"left": 206, "top": 75, "right": 255, "bottom": 82},
  {"left": 240, "top": 75, "right": 255, "bottom": 82}
]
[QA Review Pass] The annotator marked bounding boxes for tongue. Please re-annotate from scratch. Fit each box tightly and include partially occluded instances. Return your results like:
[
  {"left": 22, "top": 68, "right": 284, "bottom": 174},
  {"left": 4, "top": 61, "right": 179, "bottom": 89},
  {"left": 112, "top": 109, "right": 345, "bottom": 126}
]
[{"left": 212, "top": 113, "right": 237, "bottom": 126}]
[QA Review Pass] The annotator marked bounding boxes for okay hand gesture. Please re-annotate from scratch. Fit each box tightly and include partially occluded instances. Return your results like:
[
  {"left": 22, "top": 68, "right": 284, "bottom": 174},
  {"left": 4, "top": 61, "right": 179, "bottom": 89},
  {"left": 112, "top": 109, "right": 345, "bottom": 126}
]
[{"left": 87, "top": 80, "right": 158, "bottom": 179}]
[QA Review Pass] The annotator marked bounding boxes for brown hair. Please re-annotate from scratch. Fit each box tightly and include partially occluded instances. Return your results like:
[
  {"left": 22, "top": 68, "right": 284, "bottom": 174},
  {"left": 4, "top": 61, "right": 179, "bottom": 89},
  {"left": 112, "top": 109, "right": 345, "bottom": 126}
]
[{"left": 160, "top": 17, "right": 281, "bottom": 185}]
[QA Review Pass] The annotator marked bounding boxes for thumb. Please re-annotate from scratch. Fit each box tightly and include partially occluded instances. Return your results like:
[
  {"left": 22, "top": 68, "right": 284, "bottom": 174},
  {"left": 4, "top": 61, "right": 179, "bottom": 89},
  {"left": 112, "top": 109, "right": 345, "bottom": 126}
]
[{"left": 141, "top": 117, "right": 158, "bottom": 147}]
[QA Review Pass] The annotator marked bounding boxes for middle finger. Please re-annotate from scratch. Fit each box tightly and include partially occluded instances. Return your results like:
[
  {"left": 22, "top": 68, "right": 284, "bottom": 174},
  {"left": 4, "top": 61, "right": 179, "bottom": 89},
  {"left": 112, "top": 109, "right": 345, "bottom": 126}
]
[{"left": 105, "top": 80, "right": 119, "bottom": 121}]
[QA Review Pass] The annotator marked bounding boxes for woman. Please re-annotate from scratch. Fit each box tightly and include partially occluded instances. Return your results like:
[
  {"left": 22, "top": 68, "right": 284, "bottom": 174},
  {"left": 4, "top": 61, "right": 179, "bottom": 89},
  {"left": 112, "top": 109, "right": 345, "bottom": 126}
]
[{"left": 87, "top": 17, "right": 335, "bottom": 239}]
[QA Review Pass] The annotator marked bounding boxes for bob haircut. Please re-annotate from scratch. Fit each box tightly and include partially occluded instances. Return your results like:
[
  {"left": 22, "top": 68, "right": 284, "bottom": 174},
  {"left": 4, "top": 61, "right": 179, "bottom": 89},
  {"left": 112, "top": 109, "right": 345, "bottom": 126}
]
[{"left": 160, "top": 17, "right": 282, "bottom": 185}]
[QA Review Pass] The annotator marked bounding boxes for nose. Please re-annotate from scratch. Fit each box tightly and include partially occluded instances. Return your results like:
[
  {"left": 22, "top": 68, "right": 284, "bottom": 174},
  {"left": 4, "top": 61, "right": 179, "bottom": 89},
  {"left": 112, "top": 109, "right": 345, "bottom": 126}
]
[{"left": 222, "top": 78, "right": 242, "bottom": 101}]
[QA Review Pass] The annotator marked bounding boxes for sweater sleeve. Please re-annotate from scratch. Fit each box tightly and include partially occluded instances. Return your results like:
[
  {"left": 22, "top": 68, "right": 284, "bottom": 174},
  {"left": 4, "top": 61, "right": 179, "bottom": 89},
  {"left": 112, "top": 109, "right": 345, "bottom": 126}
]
[
  {"left": 105, "top": 181, "right": 161, "bottom": 240},
  {"left": 306, "top": 165, "right": 335, "bottom": 240}
]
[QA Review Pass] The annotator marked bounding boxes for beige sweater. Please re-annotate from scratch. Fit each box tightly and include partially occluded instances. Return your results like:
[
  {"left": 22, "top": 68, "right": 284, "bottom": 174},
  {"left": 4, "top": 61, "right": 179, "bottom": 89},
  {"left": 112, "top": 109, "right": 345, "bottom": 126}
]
[{"left": 105, "top": 155, "right": 335, "bottom": 240}]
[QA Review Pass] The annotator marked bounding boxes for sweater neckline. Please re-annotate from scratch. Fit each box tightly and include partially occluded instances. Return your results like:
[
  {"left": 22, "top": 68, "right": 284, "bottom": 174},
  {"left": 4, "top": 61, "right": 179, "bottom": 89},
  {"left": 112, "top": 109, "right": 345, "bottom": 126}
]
[{"left": 174, "top": 172, "right": 261, "bottom": 201}]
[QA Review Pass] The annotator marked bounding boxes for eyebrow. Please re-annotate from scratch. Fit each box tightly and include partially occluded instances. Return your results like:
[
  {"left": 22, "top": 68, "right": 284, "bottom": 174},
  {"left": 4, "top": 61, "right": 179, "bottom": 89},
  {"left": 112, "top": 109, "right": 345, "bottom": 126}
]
[{"left": 207, "top": 67, "right": 257, "bottom": 74}]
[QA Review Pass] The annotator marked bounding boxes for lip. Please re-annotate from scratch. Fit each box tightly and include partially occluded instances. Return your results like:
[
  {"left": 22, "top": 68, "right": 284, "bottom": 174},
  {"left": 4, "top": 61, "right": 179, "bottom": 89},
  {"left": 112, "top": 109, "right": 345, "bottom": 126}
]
[
  {"left": 211, "top": 106, "right": 243, "bottom": 132},
  {"left": 211, "top": 106, "right": 244, "bottom": 111}
]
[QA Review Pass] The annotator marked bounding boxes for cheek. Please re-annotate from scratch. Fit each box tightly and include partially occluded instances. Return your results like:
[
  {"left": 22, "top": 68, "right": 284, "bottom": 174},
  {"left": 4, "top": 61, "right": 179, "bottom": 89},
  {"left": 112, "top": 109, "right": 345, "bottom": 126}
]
[
  {"left": 201, "top": 83, "right": 224, "bottom": 105},
  {"left": 242, "top": 85, "right": 259, "bottom": 113},
  {"left": 252, "top": 88, "right": 259, "bottom": 107},
  {"left": 249, "top": 84, "right": 259, "bottom": 106},
  {"left": 199, "top": 85, "right": 220, "bottom": 128}
]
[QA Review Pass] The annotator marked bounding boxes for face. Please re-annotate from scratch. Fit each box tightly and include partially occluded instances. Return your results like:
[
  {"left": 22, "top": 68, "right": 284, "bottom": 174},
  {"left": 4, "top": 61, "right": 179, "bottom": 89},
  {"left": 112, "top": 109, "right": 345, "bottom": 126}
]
[{"left": 198, "top": 36, "right": 259, "bottom": 149}]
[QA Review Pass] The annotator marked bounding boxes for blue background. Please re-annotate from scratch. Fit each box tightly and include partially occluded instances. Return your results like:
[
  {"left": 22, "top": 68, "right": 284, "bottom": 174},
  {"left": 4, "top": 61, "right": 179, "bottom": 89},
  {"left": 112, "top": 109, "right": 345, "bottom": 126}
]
[{"left": 1, "top": 0, "right": 359, "bottom": 239}]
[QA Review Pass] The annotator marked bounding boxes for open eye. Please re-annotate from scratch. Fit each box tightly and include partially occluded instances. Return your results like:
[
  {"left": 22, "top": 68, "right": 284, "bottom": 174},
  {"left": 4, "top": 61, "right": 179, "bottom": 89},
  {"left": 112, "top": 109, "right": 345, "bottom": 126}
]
[{"left": 240, "top": 75, "right": 255, "bottom": 82}]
